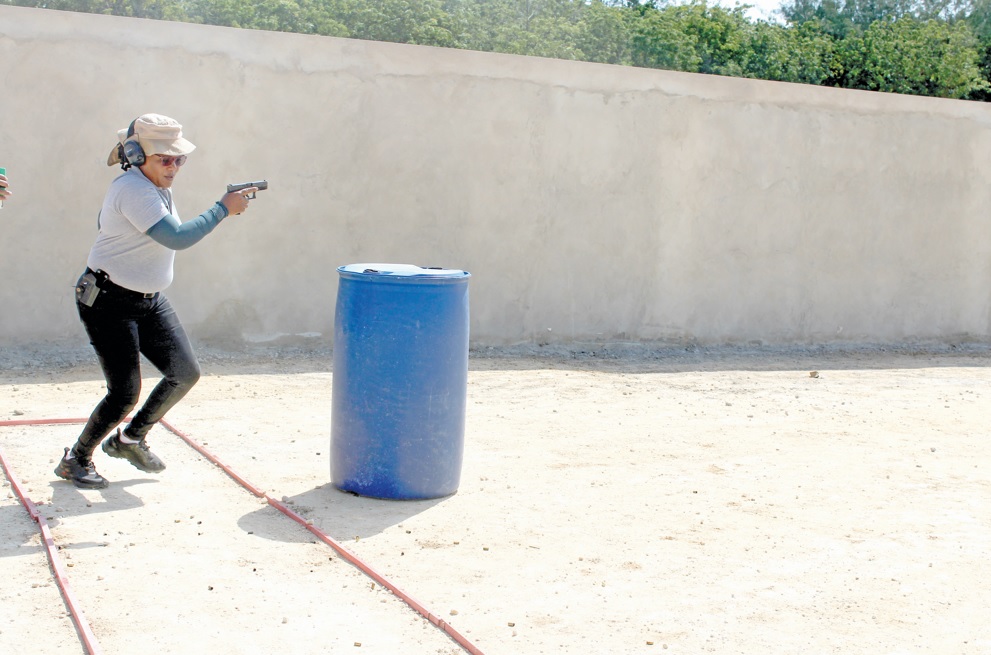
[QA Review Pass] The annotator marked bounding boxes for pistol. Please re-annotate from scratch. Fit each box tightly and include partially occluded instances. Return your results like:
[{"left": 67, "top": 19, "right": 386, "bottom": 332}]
[{"left": 227, "top": 180, "right": 268, "bottom": 199}]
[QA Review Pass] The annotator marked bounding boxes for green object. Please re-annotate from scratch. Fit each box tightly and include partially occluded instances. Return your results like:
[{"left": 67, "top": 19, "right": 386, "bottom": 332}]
[{"left": 0, "top": 167, "right": 6, "bottom": 207}]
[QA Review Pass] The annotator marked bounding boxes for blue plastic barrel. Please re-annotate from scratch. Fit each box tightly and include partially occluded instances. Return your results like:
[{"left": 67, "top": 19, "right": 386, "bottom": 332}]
[{"left": 331, "top": 263, "right": 471, "bottom": 500}]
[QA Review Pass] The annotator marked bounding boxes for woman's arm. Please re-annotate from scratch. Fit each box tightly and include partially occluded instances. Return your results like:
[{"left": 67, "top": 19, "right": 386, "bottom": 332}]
[{"left": 145, "top": 202, "right": 229, "bottom": 250}]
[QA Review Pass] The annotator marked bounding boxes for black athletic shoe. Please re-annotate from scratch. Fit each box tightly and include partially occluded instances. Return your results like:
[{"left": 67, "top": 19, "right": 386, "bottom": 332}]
[
  {"left": 102, "top": 429, "right": 166, "bottom": 473},
  {"left": 54, "top": 448, "right": 110, "bottom": 489}
]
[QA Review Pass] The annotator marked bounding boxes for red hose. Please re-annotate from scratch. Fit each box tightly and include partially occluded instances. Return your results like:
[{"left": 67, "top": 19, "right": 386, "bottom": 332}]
[
  {"left": 1, "top": 417, "right": 485, "bottom": 655},
  {"left": 160, "top": 419, "right": 486, "bottom": 655},
  {"left": 0, "top": 440, "right": 104, "bottom": 655}
]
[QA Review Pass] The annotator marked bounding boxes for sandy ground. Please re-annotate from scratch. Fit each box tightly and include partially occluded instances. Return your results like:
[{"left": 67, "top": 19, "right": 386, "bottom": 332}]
[{"left": 1, "top": 344, "right": 989, "bottom": 655}]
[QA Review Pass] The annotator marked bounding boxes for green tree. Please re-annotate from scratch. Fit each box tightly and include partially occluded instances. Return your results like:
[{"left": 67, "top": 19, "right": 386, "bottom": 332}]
[
  {"left": 11, "top": 0, "right": 186, "bottom": 19},
  {"left": 428, "top": 0, "right": 577, "bottom": 57},
  {"left": 667, "top": 2, "right": 752, "bottom": 76},
  {"left": 575, "top": 0, "right": 635, "bottom": 64},
  {"left": 781, "top": 0, "right": 852, "bottom": 37},
  {"left": 841, "top": 0, "right": 916, "bottom": 28},
  {"left": 629, "top": 3, "right": 702, "bottom": 71},
  {"left": 840, "top": 16, "right": 988, "bottom": 97},
  {"left": 181, "top": 0, "right": 261, "bottom": 30},
  {"left": 251, "top": 0, "right": 349, "bottom": 35},
  {"left": 744, "top": 19, "right": 840, "bottom": 84},
  {"left": 629, "top": 2, "right": 756, "bottom": 76},
  {"left": 9, "top": 0, "right": 991, "bottom": 101},
  {"left": 334, "top": 0, "right": 454, "bottom": 46}
]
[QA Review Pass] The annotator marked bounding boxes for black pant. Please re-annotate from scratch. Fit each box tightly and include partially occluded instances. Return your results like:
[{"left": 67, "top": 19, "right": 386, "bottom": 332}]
[{"left": 72, "top": 272, "right": 200, "bottom": 457}]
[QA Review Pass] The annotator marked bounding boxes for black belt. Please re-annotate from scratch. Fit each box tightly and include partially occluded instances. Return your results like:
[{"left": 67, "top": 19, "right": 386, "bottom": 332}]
[{"left": 86, "top": 268, "right": 157, "bottom": 299}]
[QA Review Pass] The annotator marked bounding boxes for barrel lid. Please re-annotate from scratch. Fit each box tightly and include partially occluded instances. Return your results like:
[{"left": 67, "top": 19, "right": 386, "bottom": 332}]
[{"left": 338, "top": 263, "right": 469, "bottom": 278}]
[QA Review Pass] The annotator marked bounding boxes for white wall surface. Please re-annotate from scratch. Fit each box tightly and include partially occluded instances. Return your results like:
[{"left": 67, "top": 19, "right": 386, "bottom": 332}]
[{"left": 1, "top": 5, "right": 990, "bottom": 349}]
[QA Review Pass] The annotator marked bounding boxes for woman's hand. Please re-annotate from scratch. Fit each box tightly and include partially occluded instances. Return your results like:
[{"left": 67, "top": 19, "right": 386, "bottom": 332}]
[
  {"left": 0, "top": 173, "right": 11, "bottom": 203},
  {"left": 221, "top": 188, "right": 256, "bottom": 216}
]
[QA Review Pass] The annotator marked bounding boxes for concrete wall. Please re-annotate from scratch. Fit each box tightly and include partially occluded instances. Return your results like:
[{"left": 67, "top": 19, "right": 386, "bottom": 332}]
[{"left": 2, "top": 5, "right": 990, "bottom": 349}]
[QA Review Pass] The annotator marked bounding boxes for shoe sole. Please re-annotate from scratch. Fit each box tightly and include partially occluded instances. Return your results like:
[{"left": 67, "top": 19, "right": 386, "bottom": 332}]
[{"left": 54, "top": 466, "right": 110, "bottom": 490}]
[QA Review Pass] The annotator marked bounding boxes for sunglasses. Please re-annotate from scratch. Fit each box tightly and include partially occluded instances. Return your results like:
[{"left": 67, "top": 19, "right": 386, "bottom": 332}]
[{"left": 154, "top": 154, "right": 187, "bottom": 167}]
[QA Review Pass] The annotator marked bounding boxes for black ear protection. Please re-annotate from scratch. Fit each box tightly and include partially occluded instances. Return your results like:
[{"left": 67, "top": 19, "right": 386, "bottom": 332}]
[{"left": 116, "top": 119, "right": 146, "bottom": 170}]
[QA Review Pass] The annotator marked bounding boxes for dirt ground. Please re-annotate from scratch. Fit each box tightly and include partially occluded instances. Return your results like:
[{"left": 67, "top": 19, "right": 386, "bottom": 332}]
[{"left": 1, "top": 343, "right": 989, "bottom": 655}]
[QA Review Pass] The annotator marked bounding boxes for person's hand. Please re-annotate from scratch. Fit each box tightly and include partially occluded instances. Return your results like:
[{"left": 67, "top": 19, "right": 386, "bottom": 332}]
[
  {"left": 0, "top": 173, "right": 10, "bottom": 202},
  {"left": 221, "top": 188, "right": 255, "bottom": 216}
]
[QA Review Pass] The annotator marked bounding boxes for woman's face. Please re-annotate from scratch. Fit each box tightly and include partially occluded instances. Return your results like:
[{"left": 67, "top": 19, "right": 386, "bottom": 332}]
[{"left": 139, "top": 154, "right": 186, "bottom": 189}]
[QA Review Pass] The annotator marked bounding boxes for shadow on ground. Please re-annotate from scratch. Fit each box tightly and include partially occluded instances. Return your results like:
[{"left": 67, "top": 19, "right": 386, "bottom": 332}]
[{"left": 238, "top": 484, "right": 446, "bottom": 542}]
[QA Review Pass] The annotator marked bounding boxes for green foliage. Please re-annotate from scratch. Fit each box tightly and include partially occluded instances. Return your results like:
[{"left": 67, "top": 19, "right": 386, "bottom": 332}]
[
  {"left": 668, "top": 2, "right": 751, "bottom": 76},
  {"left": 7, "top": 0, "right": 991, "bottom": 101},
  {"left": 630, "top": 5, "right": 703, "bottom": 69},
  {"left": 745, "top": 19, "right": 841, "bottom": 83},
  {"left": 781, "top": 0, "right": 853, "bottom": 37},
  {"left": 840, "top": 16, "right": 988, "bottom": 97},
  {"left": 9, "top": 0, "right": 187, "bottom": 19},
  {"left": 336, "top": 0, "right": 454, "bottom": 46},
  {"left": 576, "top": 0, "right": 636, "bottom": 64},
  {"left": 442, "top": 0, "right": 587, "bottom": 59},
  {"left": 630, "top": 2, "right": 842, "bottom": 82}
]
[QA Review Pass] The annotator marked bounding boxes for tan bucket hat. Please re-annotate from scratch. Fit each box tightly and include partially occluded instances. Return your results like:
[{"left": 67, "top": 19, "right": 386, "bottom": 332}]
[{"left": 107, "top": 114, "right": 196, "bottom": 166}]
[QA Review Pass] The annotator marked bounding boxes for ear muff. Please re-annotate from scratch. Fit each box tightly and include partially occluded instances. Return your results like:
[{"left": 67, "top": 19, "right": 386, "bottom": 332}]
[
  {"left": 121, "top": 140, "right": 145, "bottom": 168},
  {"left": 117, "top": 119, "right": 146, "bottom": 170}
]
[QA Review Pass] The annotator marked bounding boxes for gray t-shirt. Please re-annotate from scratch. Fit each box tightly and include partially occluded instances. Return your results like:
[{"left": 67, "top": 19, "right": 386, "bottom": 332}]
[{"left": 87, "top": 168, "right": 180, "bottom": 293}]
